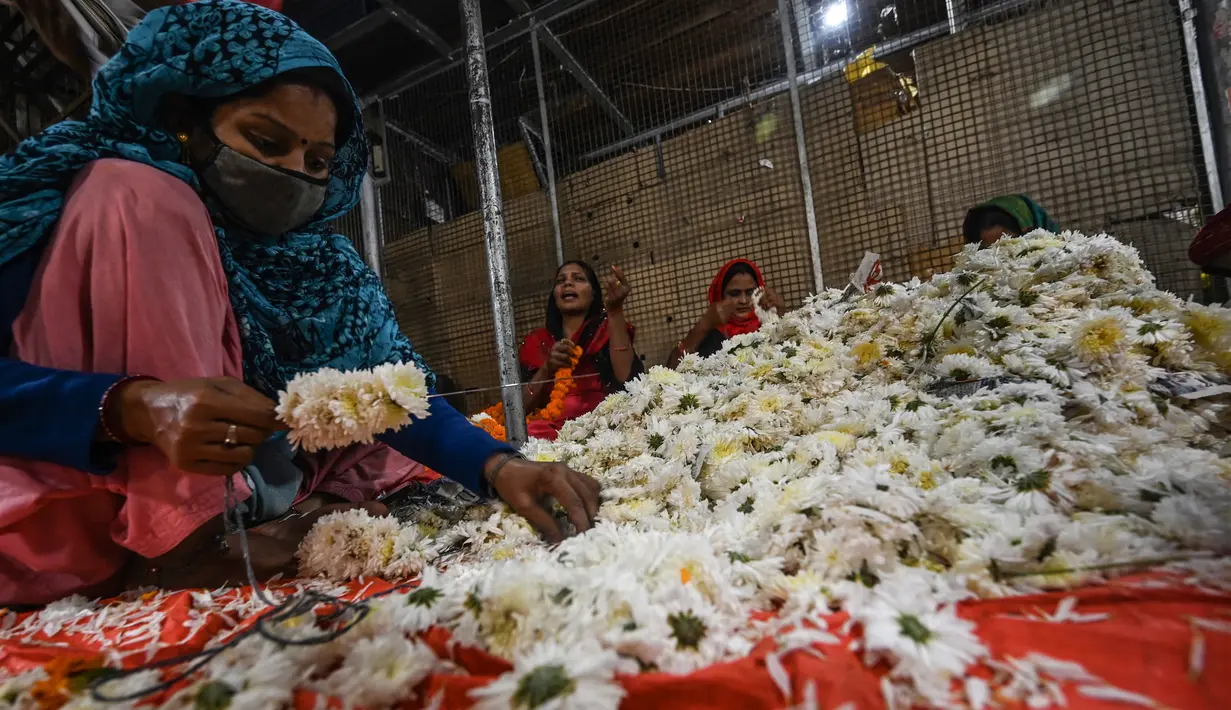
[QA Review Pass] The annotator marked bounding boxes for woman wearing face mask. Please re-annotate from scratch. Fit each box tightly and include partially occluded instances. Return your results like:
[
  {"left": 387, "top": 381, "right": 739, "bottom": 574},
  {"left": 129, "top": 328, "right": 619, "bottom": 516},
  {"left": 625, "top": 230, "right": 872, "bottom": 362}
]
[
  {"left": 518, "top": 261, "right": 642, "bottom": 441},
  {"left": 667, "top": 259, "right": 785, "bottom": 368},
  {"left": 962, "top": 194, "right": 1060, "bottom": 248},
  {"left": 0, "top": 1, "right": 599, "bottom": 606}
]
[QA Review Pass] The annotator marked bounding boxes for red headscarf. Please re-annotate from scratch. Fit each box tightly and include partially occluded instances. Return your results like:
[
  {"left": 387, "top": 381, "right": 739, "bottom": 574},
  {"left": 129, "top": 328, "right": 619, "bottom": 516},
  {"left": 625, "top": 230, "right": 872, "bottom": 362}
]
[
  {"left": 708, "top": 259, "right": 765, "bottom": 339},
  {"left": 1191, "top": 205, "right": 1231, "bottom": 273}
]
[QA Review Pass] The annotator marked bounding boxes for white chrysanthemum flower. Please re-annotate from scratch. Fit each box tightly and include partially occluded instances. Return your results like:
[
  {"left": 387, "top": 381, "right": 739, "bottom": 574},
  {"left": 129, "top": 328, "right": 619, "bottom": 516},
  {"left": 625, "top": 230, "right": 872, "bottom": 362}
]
[
  {"left": 375, "top": 361, "right": 431, "bottom": 416},
  {"left": 278, "top": 362, "right": 432, "bottom": 452},
  {"left": 935, "top": 353, "right": 1003, "bottom": 381},
  {"left": 470, "top": 641, "right": 625, "bottom": 710},
  {"left": 1069, "top": 310, "right": 1134, "bottom": 370},
  {"left": 859, "top": 600, "right": 988, "bottom": 704},
  {"left": 320, "top": 635, "right": 439, "bottom": 708},
  {"left": 1152, "top": 494, "right": 1231, "bottom": 552}
]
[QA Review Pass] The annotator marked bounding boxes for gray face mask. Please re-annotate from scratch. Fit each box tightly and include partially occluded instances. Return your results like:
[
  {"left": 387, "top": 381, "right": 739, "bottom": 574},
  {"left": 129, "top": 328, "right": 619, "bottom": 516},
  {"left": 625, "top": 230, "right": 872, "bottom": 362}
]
[{"left": 198, "top": 143, "right": 328, "bottom": 236}]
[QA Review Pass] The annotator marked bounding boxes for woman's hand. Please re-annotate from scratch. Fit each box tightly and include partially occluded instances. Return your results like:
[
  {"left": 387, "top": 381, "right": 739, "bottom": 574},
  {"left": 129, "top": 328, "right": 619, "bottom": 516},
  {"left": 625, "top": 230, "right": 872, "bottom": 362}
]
[
  {"left": 703, "top": 299, "right": 736, "bottom": 329},
  {"left": 485, "top": 456, "right": 601, "bottom": 543},
  {"left": 603, "top": 266, "right": 632, "bottom": 311},
  {"left": 546, "top": 339, "right": 576, "bottom": 374},
  {"left": 761, "top": 285, "right": 786, "bottom": 314},
  {"left": 113, "top": 377, "right": 283, "bottom": 476}
]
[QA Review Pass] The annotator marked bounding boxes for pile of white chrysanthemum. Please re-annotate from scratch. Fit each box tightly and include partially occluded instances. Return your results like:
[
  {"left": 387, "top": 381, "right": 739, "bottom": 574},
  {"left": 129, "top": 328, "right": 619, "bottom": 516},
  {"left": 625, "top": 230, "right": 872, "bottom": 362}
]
[
  {"left": 284, "top": 231, "right": 1231, "bottom": 708},
  {"left": 7, "top": 231, "right": 1231, "bottom": 710},
  {"left": 276, "top": 361, "right": 431, "bottom": 451}
]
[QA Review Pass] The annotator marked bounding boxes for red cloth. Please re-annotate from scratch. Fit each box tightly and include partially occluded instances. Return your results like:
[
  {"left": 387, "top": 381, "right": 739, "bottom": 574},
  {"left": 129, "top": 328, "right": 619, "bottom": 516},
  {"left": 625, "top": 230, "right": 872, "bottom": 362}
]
[
  {"left": 708, "top": 259, "right": 765, "bottom": 339},
  {"left": 0, "top": 572, "right": 1227, "bottom": 709},
  {"left": 1190, "top": 205, "right": 1231, "bottom": 268},
  {"left": 520, "top": 319, "right": 635, "bottom": 441}
]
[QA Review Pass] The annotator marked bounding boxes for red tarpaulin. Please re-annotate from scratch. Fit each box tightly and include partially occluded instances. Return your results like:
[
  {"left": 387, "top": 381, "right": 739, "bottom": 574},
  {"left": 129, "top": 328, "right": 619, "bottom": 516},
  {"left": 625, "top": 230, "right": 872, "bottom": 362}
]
[{"left": 1, "top": 571, "right": 1228, "bottom": 709}]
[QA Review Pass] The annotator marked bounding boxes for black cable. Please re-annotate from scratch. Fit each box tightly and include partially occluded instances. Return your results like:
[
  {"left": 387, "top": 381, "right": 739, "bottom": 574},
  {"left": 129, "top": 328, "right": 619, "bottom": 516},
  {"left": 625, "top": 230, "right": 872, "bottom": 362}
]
[{"left": 89, "top": 476, "right": 411, "bottom": 704}]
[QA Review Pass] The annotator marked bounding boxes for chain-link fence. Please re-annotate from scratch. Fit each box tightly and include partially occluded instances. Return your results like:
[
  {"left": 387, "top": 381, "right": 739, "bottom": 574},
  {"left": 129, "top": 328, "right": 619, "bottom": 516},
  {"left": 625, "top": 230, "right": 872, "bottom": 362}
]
[{"left": 361, "top": 0, "right": 1216, "bottom": 414}]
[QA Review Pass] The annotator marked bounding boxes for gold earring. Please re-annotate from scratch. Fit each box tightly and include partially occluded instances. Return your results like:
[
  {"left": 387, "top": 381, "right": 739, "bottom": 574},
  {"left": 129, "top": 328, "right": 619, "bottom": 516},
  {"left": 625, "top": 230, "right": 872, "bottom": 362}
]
[{"left": 176, "top": 132, "right": 189, "bottom": 143}]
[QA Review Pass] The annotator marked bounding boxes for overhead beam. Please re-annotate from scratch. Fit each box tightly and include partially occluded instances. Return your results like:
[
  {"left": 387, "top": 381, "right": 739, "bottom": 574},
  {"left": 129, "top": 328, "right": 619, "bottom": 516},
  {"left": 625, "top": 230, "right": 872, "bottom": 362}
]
[
  {"left": 326, "top": 7, "right": 391, "bottom": 50},
  {"left": 792, "top": 0, "right": 817, "bottom": 72},
  {"left": 505, "top": 0, "right": 635, "bottom": 135},
  {"left": 518, "top": 115, "right": 547, "bottom": 186},
  {"left": 385, "top": 118, "right": 457, "bottom": 164},
  {"left": 369, "top": 0, "right": 602, "bottom": 102},
  {"left": 381, "top": 0, "right": 452, "bottom": 57}
]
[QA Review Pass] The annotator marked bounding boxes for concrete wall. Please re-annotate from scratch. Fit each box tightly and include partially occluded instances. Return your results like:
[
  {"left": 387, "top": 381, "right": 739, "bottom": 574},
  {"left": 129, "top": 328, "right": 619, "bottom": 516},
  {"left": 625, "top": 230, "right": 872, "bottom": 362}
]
[{"left": 380, "top": 0, "right": 1205, "bottom": 412}]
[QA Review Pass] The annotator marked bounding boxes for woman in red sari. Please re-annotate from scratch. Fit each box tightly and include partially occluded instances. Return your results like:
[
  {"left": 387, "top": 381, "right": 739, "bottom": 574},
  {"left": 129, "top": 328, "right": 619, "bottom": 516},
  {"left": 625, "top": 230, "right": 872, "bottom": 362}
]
[
  {"left": 520, "top": 261, "right": 642, "bottom": 440},
  {"left": 667, "top": 259, "right": 786, "bottom": 368}
]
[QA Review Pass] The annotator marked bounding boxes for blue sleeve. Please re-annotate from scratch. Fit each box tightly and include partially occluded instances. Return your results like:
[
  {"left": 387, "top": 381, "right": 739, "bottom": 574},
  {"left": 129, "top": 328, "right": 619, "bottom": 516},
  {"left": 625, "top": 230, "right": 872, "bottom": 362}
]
[
  {"left": 377, "top": 397, "right": 516, "bottom": 495},
  {"left": 0, "top": 359, "right": 124, "bottom": 474}
]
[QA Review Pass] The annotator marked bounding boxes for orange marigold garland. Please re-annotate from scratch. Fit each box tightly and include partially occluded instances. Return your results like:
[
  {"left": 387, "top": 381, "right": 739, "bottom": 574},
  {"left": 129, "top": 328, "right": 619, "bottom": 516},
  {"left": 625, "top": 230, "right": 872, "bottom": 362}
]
[
  {"left": 29, "top": 656, "right": 108, "bottom": 709},
  {"left": 474, "top": 344, "right": 581, "bottom": 441}
]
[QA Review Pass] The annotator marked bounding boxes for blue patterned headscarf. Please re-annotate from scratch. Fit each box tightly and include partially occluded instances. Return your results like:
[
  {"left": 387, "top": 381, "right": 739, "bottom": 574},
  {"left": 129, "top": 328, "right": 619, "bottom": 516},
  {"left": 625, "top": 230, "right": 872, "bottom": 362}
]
[{"left": 0, "top": 0, "right": 432, "bottom": 396}]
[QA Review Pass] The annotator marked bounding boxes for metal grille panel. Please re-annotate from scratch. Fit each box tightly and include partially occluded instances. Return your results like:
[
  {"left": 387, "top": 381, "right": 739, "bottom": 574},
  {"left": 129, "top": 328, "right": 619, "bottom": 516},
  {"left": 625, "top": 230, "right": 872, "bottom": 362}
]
[{"left": 374, "top": 0, "right": 1215, "bottom": 412}]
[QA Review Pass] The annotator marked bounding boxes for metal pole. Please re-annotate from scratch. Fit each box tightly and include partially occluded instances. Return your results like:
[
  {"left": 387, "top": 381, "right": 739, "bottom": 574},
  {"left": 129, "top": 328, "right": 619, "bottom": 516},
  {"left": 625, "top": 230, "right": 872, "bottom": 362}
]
[
  {"left": 945, "top": 0, "right": 967, "bottom": 36},
  {"left": 461, "top": 0, "right": 528, "bottom": 446},
  {"left": 793, "top": 0, "right": 816, "bottom": 72},
  {"left": 1186, "top": 0, "right": 1226, "bottom": 211},
  {"left": 359, "top": 172, "right": 384, "bottom": 277},
  {"left": 778, "top": 0, "right": 826, "bottom": 293},
  {"left": 532, "top": 28, "right": 565, "bottom": 266}
]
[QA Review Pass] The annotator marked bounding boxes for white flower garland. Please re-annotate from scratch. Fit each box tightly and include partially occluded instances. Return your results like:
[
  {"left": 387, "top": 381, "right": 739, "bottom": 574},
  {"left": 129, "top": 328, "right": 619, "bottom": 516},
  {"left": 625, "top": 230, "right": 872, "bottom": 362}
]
[
  {"left": 275, "top": 361, "right": 431, "bottom": 452},
  {"left": 296, "top": 507, "right": 434, "bottom": 580}
]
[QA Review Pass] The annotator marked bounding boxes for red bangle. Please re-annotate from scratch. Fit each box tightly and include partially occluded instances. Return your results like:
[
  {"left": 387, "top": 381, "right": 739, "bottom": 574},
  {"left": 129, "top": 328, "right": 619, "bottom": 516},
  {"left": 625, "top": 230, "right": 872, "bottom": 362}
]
[{"left": 98, "top": 375, "right": 159, "bottom": 445}]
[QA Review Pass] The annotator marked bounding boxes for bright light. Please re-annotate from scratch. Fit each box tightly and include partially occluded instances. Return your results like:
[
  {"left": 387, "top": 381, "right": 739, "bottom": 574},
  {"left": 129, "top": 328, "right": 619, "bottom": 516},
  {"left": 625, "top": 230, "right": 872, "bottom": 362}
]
[{"left": 821, "top": 1, "right": 848, "bottom": 29}]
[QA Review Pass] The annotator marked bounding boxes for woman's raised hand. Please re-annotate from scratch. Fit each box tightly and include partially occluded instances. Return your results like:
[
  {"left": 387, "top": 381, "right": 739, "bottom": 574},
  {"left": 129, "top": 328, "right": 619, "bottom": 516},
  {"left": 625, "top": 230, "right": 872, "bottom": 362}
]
[
  {"left": 111, "top": 377, "right": 283, "bottom": 476},
  {"left": 703, "top": 299, "right": 737, "bottom": 329},
  {"left": 603, "top": 265, "right": 632, "bottom": 311},
  {"left": 761, "top": 285, "right": 786, "bottom": 314}
]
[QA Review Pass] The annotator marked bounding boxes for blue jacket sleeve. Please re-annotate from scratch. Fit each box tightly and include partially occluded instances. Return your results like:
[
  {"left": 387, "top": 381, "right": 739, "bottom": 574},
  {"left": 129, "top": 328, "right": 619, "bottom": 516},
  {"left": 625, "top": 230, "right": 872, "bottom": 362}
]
[
  {"left": 377, "top": 397, "right": 516, "bottom": 495},
  {"left": 0, "top": 359, "right": 124, "bottom": 474}
]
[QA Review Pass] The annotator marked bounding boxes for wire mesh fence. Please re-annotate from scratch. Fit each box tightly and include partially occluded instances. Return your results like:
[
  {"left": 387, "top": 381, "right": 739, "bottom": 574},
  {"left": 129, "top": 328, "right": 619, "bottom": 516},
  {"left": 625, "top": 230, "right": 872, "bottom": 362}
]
[{"left": 369, "top": 0, "right": 1215, "bottom": 414}]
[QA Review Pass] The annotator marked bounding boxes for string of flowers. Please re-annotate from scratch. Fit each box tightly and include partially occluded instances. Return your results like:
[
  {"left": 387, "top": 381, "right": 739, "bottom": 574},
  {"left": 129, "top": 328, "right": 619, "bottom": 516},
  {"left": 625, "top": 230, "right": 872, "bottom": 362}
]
[
  {"left": 275, "top": 361, "right": 432, "bottom": 452},
  {"left": 472, "top": 344, "right": 582, "bottom": 441}
]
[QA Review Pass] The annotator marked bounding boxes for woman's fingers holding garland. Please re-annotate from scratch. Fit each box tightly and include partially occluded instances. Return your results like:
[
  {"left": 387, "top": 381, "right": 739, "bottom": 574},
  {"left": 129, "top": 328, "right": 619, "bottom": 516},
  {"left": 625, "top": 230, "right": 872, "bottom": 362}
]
[{"left": 115, "top": 376, "right": 282, "bottom": 475}]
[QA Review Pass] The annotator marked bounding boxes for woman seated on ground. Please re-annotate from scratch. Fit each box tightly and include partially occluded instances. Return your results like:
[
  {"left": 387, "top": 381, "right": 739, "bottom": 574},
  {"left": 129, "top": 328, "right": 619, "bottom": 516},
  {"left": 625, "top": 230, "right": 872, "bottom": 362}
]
[
  {"left": 518, "top": 261, "right": 643, "bottom": 440},
  {"left": 667, "top": 259, "right": 786, "bottom": 368},
  {"left": 962, "top": 194, "right": 1059, "bottom": 248},
  {"left": 0, "top": 1, "right": 598, "bottom": 607}
]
